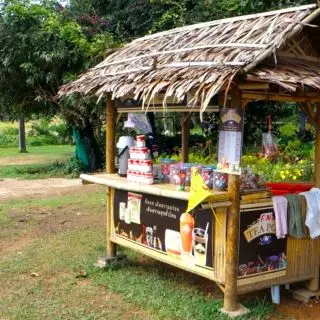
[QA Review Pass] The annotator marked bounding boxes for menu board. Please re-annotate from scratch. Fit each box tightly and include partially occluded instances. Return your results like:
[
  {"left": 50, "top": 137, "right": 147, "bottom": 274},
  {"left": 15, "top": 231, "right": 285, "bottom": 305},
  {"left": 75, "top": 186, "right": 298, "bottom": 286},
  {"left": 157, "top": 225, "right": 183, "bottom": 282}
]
[
  {"left": 217, "top": 108, "right": 244, "bottom": 175},
  {"left": 113, "top": 190, "right": 214, "bottom": 269},
  {"left": 238, "top": 208, "right": 287, "bottom": 278}
]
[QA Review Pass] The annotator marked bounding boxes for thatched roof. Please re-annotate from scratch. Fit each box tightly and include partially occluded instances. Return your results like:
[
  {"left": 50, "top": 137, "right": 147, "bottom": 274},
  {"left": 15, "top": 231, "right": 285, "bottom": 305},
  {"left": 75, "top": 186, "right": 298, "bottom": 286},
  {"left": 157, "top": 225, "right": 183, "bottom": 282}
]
[
  {"left": 249, "top": 56, "right": 320, "bottom": 92},
  {"left": 59, "top": 4, "right": 320, "bottom": 112}
]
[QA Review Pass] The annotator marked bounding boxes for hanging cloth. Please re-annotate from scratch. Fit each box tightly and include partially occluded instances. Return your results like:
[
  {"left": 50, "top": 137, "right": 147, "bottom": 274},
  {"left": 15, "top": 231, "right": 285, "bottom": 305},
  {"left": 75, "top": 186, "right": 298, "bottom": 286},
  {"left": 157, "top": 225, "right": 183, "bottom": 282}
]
[
  {"left": 286, "top": 194, "right": 306, "bottom": 238},
  {"left": 272, "top": 196, "right": 288, "bottom": 239},
  {"left": 300, "top": 188, "right": 320, "bottom": 239}
]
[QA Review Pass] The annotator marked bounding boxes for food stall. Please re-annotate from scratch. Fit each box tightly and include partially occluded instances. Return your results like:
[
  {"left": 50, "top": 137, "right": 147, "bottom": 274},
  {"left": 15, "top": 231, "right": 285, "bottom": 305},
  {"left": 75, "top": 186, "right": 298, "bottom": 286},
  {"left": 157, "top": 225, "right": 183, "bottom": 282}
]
[{"left": 59, "top": 4, "right": 320, "bottom": 316}]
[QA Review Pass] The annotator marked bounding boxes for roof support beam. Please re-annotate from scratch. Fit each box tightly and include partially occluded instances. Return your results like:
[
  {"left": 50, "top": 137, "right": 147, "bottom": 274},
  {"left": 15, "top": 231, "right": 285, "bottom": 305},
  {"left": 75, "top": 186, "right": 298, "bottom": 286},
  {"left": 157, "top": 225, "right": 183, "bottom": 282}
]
[
  {"left": 96, "top": 43, "right": 268, "bottom": 69},
  {"left": 242, "top": 92, "right": 320, "bottom": 103},
  {"left": 100, "top": 61, "right": 244, "bottom": 77}
]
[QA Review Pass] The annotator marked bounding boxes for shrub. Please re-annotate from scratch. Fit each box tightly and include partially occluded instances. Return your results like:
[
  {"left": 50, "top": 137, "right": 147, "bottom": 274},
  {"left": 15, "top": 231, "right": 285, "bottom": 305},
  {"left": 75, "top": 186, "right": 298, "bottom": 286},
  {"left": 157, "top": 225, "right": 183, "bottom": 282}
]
[
  {"left": 0, "top": 132, "right": 17, "bottom": 146},
  {"left": 28, "top": 135, "right": 59, "bottom": 146},
  {"left": 2, "top": 127, "right": 19, "bottom": 136}
]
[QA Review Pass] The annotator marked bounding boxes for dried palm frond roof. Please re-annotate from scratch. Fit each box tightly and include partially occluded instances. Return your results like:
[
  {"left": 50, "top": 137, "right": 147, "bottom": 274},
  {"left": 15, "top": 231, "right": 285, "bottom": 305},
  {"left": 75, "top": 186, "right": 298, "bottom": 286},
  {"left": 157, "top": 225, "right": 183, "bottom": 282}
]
[
  {"left": 249, "top": 56, "right": 320, "bottom": 92},
  {"left": 58, "top": 4, "right": 320, "bottom": 112}
]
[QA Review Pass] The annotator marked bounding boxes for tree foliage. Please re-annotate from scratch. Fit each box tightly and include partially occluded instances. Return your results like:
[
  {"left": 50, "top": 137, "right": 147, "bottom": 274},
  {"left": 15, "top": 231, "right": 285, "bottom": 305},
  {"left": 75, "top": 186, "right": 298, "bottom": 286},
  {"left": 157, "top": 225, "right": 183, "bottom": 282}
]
[
  {"left": 69, "top": 0, "right": 311, "bottom": 41},
  {"left": 0, "top": 0, "right": 118, "bottom": 120}
]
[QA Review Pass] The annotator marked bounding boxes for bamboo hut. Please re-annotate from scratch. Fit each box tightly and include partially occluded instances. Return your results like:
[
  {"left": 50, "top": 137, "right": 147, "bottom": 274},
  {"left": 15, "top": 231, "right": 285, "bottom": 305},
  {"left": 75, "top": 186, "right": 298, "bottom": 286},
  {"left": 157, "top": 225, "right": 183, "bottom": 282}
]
[{"left": 59, "top": 4, "right": 320, "bottom": 316}]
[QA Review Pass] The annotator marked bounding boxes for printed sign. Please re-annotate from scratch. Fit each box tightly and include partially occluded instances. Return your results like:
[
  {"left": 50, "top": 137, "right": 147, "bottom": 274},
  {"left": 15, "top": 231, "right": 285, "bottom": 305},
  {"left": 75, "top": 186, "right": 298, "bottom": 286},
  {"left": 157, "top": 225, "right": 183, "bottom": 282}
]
[
  {"left": 217, "top": 108, "right": 244, "bottom": 175},
  {"left": 114, "top": 190, "right": 214, "bottom": 269},
  {"left": 239, "top": 208, "right": 287, "bottom": 278}
]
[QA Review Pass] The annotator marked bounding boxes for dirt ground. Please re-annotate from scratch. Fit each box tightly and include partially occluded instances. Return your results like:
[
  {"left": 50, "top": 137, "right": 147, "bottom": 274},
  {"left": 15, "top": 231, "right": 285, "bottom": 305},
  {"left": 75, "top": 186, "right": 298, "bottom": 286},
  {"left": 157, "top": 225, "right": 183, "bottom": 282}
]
[
  {"left": 1, "top": 178, "right": 320, "bottom": 320},
  {"left": 0, "top": 178, "right": 94, "bottom": 200},
  {"left": 0, "top": 155, "right": 61, "bottom": 166},
  {"left": 0, "top": 179, "right": 153, "bottom": 320}
]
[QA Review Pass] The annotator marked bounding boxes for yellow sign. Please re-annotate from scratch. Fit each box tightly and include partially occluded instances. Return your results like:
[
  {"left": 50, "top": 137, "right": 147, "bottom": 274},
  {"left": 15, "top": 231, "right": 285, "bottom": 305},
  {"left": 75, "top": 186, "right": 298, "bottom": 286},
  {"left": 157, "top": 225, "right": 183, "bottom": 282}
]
[{"left": 186, "top": 168, "right": 212, "bottom": 213}]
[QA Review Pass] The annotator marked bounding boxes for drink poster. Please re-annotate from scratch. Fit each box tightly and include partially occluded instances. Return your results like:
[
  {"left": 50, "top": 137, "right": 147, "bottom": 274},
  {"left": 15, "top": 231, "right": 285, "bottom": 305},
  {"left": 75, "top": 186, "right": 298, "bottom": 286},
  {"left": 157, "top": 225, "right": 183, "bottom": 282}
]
[
  {"left": 238, "top": 208, "right": 287, "bottom": 278},
  {"left": 217, "top": 108, "right": 244, "bottom": 175},
  {"left": 114, "top": 190, "right": 214, "bottom": 269}
]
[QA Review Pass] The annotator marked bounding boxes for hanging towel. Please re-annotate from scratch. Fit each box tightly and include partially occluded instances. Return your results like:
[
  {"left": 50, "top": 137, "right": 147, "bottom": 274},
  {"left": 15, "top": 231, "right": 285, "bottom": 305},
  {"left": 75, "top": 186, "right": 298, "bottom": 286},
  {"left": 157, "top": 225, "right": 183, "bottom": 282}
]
[
  {"left": 300, "top": 188, "right": 320, "bottom": 239},
  {"left": 272, "top": 196, "right": 288, "bottom": 239},
  {"left": 286, "top": 194, "right": 306, "bottom": 238}
]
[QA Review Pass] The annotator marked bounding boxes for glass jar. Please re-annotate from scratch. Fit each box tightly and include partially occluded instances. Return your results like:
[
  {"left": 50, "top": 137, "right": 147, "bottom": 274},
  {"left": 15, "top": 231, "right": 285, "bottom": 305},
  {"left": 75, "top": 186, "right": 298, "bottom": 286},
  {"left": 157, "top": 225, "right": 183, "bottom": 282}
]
[
  {"left": 202, "top": 166, "right": 214, "bottom": 190},
  {"left": 160, "top": 159, "right": 176, "bottom": 183}
]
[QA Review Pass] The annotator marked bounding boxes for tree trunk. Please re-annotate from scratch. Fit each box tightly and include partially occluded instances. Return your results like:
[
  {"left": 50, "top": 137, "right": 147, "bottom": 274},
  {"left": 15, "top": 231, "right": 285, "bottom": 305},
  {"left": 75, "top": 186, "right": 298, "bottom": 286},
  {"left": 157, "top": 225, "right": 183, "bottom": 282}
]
[{"left": 19, "top": 115, "right": 27, "bottom": 153}]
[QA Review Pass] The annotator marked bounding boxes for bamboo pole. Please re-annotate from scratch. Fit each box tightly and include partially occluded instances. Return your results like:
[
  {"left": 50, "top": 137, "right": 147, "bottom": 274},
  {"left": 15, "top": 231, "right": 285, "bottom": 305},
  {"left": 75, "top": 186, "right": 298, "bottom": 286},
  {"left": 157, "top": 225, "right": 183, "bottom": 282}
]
[
  {"left": 106, "top": 93, "right": 117, "bottom": 258},
  {"left": 307, "top": 105, "right": 320, "bottom": 291},
  {"left": 98, "top": 43, "right": 268, "bottom": 68},
  {"left": 181, "top": 112, "right": 190, "bottom": 163},
  {"left": 223, "top": 86, "right": 242, "bottom": 312}
]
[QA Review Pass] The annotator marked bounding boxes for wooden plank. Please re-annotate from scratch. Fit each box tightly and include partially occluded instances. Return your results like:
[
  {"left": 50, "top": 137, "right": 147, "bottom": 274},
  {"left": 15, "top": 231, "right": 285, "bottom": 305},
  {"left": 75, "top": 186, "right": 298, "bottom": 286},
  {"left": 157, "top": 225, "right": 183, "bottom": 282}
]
[
  {"left": 238, "top": 83, "right": 269, "bottom": 90},
  {"left": 237, "top": 270, "right": 286, "bottom": 286},
  {"left": 223, "top": 86, "right": 242, "bottom": 312},
  {"left": 80, "top": 173, "right": 230, "bottom": 203},
  {"left": 113, "top": 235, "right": 217, "bottom": 282},
  {"left": 116, "top": 106, "right": 219, "bottom": 114},
  {"left": 242, "top": 92, "right": 320, "bottom": 103}
]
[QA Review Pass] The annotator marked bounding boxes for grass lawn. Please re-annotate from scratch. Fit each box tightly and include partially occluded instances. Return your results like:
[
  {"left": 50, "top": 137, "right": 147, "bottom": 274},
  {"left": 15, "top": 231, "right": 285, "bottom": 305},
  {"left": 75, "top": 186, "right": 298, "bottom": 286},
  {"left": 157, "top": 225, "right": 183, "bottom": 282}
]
[
  {"left": 0, "top": 144, "right": 74, "bottom": 158},
  {"left": 0, "top": 188, "right": 274, "bottom": 320},
  {"left": 0, "top": 145, "right": 75, "bottom": 179}
]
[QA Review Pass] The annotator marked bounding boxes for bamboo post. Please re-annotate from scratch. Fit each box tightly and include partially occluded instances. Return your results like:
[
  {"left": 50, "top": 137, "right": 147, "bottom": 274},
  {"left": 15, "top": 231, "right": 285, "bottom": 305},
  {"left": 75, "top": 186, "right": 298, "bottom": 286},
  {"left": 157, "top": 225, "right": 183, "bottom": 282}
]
[
  {"left": 106, "top": 93, "right": 117, "bottom": 258},
  {"left": 223, "top": 86, "right": 242, "bottom": 313},
  {"left": 181, "top": 112, "right": 190, "bottom": 163},
  {"left": 307, "top": 105, "right": 320, "bottom": 291}
]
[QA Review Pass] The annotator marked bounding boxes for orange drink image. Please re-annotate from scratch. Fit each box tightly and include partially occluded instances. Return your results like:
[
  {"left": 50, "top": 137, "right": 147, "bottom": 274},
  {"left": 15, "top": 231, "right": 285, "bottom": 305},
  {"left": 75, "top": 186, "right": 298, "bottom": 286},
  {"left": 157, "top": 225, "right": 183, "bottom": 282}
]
[{"left": 180, "top": 213, "right": 194, "bottom": 255}]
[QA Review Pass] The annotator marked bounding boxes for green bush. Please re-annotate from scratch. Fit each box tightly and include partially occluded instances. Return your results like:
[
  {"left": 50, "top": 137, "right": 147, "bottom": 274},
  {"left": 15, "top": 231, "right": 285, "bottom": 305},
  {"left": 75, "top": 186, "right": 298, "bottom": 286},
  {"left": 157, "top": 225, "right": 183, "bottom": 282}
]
[
  {"left": 30, "top": 119, "right": 51, "bottom": 136},
  {"left": 0, "top": 132, "right": 17, "bottom": 146},
  {"left": 28, "top": 135, "right": 59, "bottom": 146},
  {"left": 2, "top": 126, "right": 19, "bottom": 136}
]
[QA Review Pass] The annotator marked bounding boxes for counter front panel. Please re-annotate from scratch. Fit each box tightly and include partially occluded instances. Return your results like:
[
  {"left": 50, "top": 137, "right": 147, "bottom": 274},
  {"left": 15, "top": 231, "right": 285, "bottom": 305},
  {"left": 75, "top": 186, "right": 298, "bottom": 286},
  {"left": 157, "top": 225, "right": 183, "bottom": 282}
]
[{"left": 113, "top": 189, "right": 214, "bottom": 271}]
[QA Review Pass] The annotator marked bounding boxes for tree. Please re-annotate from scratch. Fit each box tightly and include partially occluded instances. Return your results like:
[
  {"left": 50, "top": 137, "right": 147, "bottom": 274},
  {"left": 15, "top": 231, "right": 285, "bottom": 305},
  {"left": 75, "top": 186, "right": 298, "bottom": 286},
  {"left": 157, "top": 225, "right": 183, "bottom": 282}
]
[{"left": 0, "top": 0, "right": 91, "bottom": 151}]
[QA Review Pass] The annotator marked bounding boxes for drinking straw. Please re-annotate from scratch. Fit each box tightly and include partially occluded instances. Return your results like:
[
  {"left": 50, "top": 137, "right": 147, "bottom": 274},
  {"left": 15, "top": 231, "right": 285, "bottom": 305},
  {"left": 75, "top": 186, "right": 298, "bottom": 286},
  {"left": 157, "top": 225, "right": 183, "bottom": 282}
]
[{"left": 205, "top": 222, "right": 209, "bottom": 237}]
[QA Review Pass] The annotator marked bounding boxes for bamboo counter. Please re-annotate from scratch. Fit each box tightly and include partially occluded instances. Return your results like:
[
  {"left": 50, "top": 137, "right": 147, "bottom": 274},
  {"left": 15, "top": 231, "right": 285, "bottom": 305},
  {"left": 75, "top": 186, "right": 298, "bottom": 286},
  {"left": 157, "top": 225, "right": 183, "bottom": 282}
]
[{"left": 81, "top": 174, "right": 320, "bottom": 294}]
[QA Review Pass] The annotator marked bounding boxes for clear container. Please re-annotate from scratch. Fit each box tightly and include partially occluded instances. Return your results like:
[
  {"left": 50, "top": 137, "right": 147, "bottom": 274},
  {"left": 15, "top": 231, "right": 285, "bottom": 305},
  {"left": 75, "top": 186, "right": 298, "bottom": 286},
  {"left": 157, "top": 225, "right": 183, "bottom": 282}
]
[
  {"left": 176, "top": 168, "right": 187, "bottom": 191},
  {"left": 213, "top": 172, "right": 228, "bottom": 191},
  {"left": 202, "top": 166, "right": 214, "bottom": 190},
  {"left": 170, "top": 163, "right": 180, "bottom": 184},
  {"left": 160, "top": 159, "right": 176, "bottom": 183}
]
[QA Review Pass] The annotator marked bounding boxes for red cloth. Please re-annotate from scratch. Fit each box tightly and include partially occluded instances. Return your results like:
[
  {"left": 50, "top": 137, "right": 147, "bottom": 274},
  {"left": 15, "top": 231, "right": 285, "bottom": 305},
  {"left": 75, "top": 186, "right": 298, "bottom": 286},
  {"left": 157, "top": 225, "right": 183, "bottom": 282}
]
[{"left": 266, "top": 182, "right": 313, "bottom": 195}]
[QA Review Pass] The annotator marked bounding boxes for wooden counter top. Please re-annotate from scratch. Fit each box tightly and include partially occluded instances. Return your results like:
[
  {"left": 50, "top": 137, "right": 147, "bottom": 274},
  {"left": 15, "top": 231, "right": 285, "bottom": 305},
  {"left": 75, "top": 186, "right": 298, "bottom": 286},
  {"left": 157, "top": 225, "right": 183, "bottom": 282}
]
[{"left": 80, "top": 173, "right": 230, "bottom": 204}]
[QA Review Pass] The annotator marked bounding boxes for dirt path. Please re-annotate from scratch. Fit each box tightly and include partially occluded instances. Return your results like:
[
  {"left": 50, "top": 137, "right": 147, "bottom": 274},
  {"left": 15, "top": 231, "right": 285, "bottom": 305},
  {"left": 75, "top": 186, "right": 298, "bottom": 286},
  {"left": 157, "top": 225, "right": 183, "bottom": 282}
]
[
  {"left": 0, "top": 178, "right": 94, "bottom": 200},
  {"left": 0, "top": 154, "right": 66, "bottom": 166}
]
